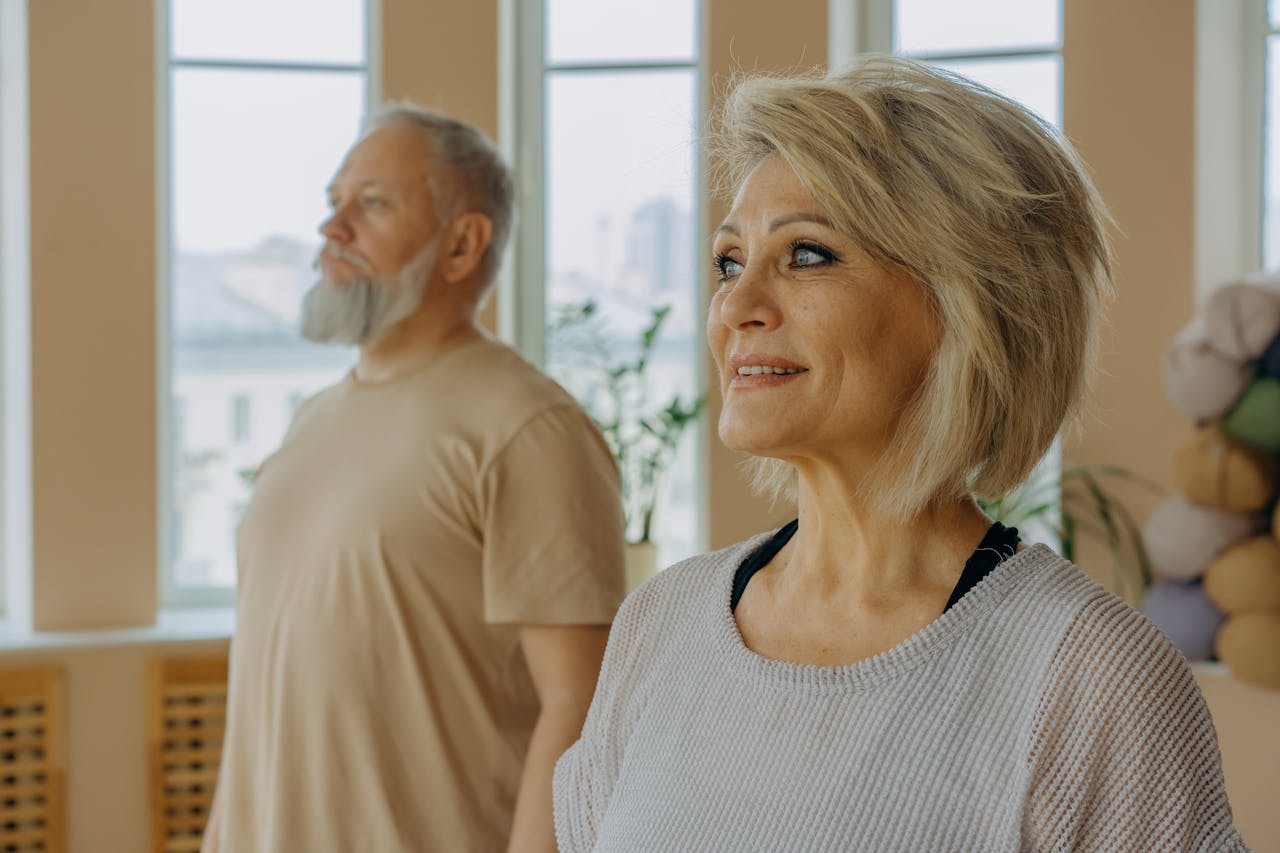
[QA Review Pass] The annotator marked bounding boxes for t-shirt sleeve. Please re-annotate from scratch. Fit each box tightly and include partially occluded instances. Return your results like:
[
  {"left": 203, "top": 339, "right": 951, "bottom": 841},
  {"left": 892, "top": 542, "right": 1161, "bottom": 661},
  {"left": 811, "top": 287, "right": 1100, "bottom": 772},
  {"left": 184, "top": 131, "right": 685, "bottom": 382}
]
[
  {"left": 479, "top": 403, "right": 626, "bottom": 624},
  {"left": 1023, "top": 595, "right": 1249, "bottom": 852}
]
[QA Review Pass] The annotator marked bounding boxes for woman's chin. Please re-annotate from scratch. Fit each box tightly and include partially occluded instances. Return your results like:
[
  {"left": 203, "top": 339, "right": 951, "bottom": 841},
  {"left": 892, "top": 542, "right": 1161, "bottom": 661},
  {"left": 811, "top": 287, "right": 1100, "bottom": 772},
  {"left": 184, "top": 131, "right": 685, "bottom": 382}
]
[{"left": 718, "top": 423, "right": 789, "bottom": 456}]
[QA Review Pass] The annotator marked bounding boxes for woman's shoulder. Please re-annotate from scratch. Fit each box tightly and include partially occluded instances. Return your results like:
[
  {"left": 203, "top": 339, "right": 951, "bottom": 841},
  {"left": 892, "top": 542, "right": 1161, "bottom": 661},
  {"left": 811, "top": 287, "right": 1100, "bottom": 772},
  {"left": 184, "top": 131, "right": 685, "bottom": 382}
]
[
  {"left": 635, "top": 530, "right": 777, "bottom": 598},
  {"left": 1002, "top": 548, "right": 1198, "bottom": 700},
  {"left": 610, "top": 529, "right": 781, "bottom": 636}
]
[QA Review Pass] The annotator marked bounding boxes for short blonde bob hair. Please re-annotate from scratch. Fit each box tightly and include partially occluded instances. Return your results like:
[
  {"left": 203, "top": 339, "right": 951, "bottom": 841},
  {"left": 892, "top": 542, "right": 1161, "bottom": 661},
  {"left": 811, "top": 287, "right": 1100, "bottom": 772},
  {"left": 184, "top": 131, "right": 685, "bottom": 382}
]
[{"left": 711, "top": 57, "right": 1114, "bottom": 519}]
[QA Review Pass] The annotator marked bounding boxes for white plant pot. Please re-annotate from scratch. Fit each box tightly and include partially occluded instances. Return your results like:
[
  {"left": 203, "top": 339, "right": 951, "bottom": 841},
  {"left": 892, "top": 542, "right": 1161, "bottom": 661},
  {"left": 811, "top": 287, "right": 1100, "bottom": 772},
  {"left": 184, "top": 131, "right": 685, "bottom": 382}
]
[{"left": 625, "top": 541, "right": 659, "bottom": 593}]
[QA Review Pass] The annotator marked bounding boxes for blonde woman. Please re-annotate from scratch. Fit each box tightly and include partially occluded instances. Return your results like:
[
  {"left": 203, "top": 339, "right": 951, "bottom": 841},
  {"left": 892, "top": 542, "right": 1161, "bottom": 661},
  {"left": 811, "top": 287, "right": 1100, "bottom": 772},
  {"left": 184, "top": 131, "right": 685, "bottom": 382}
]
[{"left": 553, "top": 58, "right": 1246, "bottom": 852}]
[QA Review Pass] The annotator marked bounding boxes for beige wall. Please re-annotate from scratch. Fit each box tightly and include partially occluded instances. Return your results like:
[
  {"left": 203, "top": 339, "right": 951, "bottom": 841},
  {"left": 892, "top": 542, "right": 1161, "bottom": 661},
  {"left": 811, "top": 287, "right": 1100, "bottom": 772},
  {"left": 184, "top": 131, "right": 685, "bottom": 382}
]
[
  {"left": 11, "top": 0, "right": 1279, "bottom": 849},
  {"left": 28, "top": 0, "right": 158, "bottom": 630},
  {"left": 1061, "top": 0, "right": 1197, "bottom": 547},
  {"left": 703, "top": 0, "right": 826, "bottom": 549}
]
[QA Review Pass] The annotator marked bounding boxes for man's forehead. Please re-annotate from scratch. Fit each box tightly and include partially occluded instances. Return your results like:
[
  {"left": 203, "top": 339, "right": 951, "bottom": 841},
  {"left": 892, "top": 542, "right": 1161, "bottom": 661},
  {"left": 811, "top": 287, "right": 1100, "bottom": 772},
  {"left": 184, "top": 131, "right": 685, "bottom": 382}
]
[{"left": 329, "top": 124, "right": 434, "bottom": 191}]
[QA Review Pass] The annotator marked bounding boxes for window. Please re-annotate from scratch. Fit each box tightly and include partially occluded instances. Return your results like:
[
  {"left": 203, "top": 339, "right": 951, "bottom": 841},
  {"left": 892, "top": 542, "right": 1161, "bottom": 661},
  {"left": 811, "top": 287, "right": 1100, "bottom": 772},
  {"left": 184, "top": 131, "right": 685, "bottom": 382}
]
[
  {"left": 1265, "top": 0, "right": 1280, "bottom": 267},
  {"left": 0, "top": 0, "right": 31, "bottom": 618},
  {"left": 162, "top": 0, "right": 371, "bottom": 604},
  {"left": 892, "top": 0, "right": 1062, "bottom": 128},
  {"left": 505, "top": 0, "right": 704, "bottom": 567}
]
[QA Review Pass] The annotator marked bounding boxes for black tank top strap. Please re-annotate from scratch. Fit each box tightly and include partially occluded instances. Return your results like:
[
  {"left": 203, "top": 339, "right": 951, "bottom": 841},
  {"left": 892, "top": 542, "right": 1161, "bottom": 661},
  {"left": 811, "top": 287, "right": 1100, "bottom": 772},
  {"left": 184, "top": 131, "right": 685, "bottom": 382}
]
[{"left": 729, "top": 519, "right": 1021, "bottom": 614}]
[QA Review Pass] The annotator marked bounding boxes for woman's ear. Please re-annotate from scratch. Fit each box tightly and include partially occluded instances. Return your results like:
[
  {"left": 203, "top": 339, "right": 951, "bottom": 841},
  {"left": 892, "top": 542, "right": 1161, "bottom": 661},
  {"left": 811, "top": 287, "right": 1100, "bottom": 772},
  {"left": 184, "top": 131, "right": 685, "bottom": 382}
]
[{"left": 439, "top": 212, "right": 493, "bottom": 285}]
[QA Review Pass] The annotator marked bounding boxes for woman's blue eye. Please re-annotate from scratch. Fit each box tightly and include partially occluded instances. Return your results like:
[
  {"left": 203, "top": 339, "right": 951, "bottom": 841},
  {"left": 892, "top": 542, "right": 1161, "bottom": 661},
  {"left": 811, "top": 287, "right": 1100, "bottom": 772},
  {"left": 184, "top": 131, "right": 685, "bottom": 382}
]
[
  {"left": 793, "top": 246, "right": 825, "bottom": 266},
  {"left": 715, "top": 255, "right": 744, "bottom": 281}
]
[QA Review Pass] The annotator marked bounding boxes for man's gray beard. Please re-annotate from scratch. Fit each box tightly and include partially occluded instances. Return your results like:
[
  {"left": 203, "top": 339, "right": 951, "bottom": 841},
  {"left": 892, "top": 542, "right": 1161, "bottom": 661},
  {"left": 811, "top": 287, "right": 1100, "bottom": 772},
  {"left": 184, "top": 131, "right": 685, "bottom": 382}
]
[{"left": 300, "top": 241, "right": 438, "bottom": 347}]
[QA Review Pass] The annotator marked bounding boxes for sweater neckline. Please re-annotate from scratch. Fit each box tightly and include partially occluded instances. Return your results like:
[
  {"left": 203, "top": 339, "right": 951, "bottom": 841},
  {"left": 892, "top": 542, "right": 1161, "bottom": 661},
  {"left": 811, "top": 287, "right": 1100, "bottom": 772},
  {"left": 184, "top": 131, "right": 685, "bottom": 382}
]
[{"left": 713, "top": 537, "right": 1061, "bottom": 693}]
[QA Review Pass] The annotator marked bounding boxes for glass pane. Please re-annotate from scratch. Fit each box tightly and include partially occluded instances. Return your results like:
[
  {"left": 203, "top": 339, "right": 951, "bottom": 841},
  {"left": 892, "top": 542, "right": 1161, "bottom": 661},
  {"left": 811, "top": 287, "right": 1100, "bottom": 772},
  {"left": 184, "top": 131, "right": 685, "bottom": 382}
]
[
  {"left": 169, "top": 68, "right": 363, "bottom": 589},
  {"left": 1272, "top": 0, "right": 1280, "bottom": 31},
  {"left": 1266, "top": 36, "right": 1280, "bottom": 269},
  {"left": 171, "top": 0, "right": 366, "bottom": 65},
  {"left": 931, "top": 55, "right": 1062, "bottom": 128},
  {"left": 895, "top": 0, "right": 1060, "bottom": 55},
  {"left": 547, "top": 0, "right": 695, "bottom": 65},
  {"left": 544, "top": 70, "right": 699, "bottom": 569}
]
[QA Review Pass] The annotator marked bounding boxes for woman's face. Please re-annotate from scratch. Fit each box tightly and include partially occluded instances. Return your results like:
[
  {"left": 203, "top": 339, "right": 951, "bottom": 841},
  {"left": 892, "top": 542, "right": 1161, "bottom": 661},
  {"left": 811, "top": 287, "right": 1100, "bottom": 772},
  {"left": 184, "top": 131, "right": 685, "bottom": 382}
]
[{"left": 707, "top": 153, "right": 942, "bottom": 471}]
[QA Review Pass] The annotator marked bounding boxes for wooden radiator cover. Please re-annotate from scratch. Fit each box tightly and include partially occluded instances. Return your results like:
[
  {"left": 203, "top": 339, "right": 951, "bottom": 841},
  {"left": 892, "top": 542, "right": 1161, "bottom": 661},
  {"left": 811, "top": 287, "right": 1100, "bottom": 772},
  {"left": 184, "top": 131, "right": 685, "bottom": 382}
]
[
  {"left": 147, "top": 657, "right": 227, "bottom": 853},
  {"left": 0, "top": 666, "right": 66, "bottom": 853}
]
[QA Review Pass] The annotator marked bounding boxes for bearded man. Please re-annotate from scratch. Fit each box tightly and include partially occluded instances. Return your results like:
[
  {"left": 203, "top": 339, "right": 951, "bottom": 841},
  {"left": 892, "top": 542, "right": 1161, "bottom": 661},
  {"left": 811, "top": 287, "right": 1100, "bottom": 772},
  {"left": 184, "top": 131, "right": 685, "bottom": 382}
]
[{"left": 201, "top": 104, "right": 626, "bottom": 853}]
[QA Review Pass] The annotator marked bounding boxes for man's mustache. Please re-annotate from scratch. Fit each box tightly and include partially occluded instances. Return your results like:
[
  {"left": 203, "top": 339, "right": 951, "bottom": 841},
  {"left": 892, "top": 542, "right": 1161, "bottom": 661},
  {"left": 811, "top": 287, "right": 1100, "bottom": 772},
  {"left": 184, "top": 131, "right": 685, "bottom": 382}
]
[{"left": 314, "top": 244, "right": 374, "bottom": 274}]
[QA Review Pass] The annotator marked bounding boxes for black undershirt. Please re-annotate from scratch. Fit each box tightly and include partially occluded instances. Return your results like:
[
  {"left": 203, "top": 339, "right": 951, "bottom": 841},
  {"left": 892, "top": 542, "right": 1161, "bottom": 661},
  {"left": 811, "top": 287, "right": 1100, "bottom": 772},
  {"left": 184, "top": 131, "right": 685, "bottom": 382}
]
[{"left": 729, "top": 519, "right": 1021, "bottom": 613}]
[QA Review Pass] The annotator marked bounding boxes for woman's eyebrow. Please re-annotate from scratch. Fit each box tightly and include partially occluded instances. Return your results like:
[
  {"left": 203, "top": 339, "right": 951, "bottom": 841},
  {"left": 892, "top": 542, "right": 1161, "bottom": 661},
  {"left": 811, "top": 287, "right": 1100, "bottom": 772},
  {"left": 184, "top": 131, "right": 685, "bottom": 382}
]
[
  {"left": 768, "top": 213, "right": 834, "bottom": 232},
  {"left": 714, "top": 213, "right": 835, "bottom": 237}
]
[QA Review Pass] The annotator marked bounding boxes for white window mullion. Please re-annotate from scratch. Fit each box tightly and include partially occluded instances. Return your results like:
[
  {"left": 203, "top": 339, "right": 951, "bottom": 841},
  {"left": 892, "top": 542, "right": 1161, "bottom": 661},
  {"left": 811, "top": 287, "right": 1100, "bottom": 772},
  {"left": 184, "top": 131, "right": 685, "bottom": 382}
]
[
  {"left": 498, "top": 0, "right": 548, "bottom": 363},
  {"left": 0, "top": 0, "right": 32, "bottom": 625}
]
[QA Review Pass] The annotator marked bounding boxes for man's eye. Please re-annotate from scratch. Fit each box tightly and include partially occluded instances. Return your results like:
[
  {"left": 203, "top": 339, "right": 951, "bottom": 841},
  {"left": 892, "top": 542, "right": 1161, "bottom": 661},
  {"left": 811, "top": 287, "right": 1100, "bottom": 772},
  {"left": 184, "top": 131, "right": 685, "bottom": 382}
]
[{"left": 363, "top": 196, "right": 384, "bottom": 208}]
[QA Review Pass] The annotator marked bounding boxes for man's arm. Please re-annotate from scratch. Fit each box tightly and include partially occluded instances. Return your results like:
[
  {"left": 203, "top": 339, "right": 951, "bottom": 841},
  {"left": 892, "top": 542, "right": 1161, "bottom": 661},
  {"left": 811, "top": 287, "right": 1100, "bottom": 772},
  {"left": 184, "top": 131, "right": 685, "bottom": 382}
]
[
  {"left": 200, "top": 782, "right": 222, "bottom": 853},
  {"left": 507, "top": 623, "right": 611, "bottom": 853}
]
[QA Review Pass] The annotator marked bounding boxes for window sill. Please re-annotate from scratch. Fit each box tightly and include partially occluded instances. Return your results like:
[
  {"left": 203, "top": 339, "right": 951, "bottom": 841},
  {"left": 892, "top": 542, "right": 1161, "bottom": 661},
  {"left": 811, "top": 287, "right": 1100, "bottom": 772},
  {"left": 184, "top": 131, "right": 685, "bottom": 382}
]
[
  {"left": 1190, "top": 661, "right": 1230, "bottom": 678},
  {"left": 0, "top": 607, "right": 235, "bottom": 653}
]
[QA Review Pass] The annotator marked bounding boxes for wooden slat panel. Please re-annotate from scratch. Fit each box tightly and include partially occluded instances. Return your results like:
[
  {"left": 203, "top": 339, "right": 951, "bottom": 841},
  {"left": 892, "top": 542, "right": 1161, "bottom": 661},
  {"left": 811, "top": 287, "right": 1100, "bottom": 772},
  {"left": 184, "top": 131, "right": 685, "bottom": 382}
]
[
  {"left": 149, "top": 656, "right": 228, "bottom": 853},
  {"left": 161, "top": 742, "right": 221, "bottom": 758},
  {"left": 0, "top": 824, "right": 53, "bottom": 845},
  {"left": 0, "top": 666, "right": 64, "bottom": 853},
  {"left": 161, "top": 682, "right": 227, "bottom": 699},
  {"left": 163, "top": 790, "right": 214, "bottom": 810}
]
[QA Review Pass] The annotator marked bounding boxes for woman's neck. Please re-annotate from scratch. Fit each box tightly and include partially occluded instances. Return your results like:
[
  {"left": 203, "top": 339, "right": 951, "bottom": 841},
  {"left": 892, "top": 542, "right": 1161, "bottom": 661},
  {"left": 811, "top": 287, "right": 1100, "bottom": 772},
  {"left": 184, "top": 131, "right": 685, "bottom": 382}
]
[{"left": 782, "top": 469, "right": 992, "bottom": 601}]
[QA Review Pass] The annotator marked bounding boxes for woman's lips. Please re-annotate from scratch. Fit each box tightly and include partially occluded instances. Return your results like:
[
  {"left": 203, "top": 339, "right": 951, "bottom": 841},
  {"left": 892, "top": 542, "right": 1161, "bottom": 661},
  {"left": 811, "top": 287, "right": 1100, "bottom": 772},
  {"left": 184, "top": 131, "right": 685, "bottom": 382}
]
[{"left": 727, "top": 354, "right": 809, "bottom": 389}]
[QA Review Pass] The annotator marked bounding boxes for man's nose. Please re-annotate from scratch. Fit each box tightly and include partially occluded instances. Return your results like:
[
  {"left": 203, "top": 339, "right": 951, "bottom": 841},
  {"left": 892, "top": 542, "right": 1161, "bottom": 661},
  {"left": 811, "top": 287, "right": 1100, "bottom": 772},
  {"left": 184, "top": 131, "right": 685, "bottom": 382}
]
[{"left": 319, "top": 208, "right": 352, "bottom": 243}]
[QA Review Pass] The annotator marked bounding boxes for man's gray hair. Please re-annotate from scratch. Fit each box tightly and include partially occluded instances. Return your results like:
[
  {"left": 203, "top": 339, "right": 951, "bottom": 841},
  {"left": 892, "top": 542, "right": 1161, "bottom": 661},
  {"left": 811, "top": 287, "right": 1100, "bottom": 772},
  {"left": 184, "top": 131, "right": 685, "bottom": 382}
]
[{"left": 364, "top": 102, "right": 515, "bottom": 292}]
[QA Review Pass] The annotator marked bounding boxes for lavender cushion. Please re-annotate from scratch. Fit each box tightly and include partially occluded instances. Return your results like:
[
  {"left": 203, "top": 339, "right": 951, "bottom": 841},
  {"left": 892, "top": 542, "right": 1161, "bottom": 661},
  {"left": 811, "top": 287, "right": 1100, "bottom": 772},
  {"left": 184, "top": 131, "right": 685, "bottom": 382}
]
[{"left": 1142, "top": 581, "right": 1225, "bottom": 661}]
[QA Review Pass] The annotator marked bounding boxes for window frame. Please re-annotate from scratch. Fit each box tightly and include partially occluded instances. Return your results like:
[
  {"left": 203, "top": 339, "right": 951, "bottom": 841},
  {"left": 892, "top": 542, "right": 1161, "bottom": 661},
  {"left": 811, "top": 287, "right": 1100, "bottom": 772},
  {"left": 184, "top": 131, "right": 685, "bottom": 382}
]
[
  {"left": 156, "top": 0, "right": 379, "bottom": 609},
  {"left": 0, "top": 0, "right": 32, "bottom": 624},
  {"left": 498, "top": 0, "right": 710, "bottom": 560},
  {"left": 1258, "top": 0, "right": 1278, "bottom": 271}
]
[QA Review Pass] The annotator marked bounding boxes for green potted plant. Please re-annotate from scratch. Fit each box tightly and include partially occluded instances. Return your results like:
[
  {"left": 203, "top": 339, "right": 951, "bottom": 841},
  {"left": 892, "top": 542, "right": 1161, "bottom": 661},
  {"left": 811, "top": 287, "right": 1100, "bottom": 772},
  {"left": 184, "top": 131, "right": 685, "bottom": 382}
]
[
  {"left": 979, "top": 460, "right": 1158, "bottom": 604},
  {"left": 547, "top": 300, "right": 705, "bottom": 588}
]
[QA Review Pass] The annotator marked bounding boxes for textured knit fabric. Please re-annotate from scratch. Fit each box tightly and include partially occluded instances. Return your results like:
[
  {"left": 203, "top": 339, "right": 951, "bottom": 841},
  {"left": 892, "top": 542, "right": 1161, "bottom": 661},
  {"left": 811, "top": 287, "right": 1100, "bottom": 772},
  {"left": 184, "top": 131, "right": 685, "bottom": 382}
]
[
  {"left": 218, "top": 333, "right": 626, "bottom": 853},
  {"left": 554, "top": 531, "right": 1248, "bottom": 852}
]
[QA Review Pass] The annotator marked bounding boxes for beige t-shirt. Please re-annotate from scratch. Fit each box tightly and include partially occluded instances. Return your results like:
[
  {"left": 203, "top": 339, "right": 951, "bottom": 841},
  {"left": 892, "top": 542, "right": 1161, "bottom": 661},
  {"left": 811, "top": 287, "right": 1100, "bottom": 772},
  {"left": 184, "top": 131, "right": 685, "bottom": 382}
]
[{"left": 215, "top": 334, "right": 626, "bottom": 853}]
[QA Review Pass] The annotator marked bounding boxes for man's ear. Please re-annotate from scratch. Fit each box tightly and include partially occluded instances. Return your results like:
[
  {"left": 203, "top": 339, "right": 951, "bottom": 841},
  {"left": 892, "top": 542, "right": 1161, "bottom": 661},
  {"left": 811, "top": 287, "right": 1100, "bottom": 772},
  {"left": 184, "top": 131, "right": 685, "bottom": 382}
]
[{"left": 439, "top": 212, "right": 493, "bottom": 285}]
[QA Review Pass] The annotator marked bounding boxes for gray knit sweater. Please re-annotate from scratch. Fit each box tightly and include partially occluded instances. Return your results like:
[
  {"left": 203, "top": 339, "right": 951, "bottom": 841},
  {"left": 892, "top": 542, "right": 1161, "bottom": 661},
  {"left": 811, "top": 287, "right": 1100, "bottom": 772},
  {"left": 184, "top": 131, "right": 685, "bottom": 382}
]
[{"left": 554, "top": 533, "right": 1248, "bottom": 852}]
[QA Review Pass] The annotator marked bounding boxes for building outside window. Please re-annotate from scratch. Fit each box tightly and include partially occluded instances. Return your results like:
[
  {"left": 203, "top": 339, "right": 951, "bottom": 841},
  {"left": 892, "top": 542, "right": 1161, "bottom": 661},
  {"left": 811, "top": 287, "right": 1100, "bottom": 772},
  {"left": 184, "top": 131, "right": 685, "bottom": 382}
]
[
  {"left": 163, "top": 0, "right": 370, "bottom": 603},
  {"left": 230, "top": 393, "right": 252, "bottom": 444}
]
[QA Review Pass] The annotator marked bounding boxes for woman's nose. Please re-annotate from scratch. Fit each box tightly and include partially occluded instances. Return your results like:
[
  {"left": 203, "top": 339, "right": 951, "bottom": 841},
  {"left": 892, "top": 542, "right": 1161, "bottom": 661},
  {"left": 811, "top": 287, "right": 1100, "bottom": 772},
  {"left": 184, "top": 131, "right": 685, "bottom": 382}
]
[{"left": 716, "top": 265, "right": 782, "bottom": 331}]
